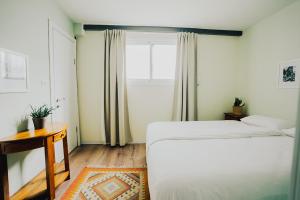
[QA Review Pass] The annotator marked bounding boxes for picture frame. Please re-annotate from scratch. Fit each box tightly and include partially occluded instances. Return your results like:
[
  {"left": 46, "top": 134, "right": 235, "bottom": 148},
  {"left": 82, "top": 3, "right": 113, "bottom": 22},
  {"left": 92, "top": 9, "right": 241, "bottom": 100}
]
[
  {"left": 278, "top": 59, "right": 300, "bottom": 89},
  {"left": 0, "top": 48, "right": 29, "bottom": 93}
]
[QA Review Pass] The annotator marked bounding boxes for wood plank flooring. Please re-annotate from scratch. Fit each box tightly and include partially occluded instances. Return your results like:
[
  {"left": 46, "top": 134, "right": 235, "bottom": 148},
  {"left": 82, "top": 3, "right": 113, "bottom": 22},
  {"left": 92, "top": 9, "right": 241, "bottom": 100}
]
[
  {"left": 12, "top": 144, "right": 146, "bottom": 199},
  {"left": 56, "top": 144, "right": 146, "bottom": 199}
]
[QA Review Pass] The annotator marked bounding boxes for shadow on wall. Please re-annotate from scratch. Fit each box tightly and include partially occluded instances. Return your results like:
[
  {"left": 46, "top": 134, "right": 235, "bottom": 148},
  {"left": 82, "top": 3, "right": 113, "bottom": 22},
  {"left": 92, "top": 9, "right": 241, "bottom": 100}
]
[{"left": 15, "top": 116, "right": 29, "bottom": 133}]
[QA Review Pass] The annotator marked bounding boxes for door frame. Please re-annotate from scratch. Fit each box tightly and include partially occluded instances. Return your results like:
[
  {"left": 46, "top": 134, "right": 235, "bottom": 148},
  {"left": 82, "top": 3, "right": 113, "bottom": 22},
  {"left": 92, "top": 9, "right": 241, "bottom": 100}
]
[{"left": 48, "top": 19, "right": 80, "bottom": 147}]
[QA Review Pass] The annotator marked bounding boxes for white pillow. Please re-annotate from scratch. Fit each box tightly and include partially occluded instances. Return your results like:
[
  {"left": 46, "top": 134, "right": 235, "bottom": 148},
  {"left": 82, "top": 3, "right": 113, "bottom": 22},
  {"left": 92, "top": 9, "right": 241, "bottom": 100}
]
[
  {"left": 241, "top": 115, "right": 293, "bottom": 130},
  {"left": 282, "top": 128, "right": 296, "bottom": 137}
]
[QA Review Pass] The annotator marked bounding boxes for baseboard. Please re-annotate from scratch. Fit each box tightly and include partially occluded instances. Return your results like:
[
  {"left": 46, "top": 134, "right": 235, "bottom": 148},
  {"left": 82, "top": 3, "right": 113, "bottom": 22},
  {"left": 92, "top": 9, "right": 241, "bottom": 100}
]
[
  {"left": 129, "top": 141, "right": 145, "bottom": 144},
  {"left": 80, "top": 141, "right": 106, "bottom": 144},
  {"left": 81, "top": 141, "right": 145, "bottom": 145}
]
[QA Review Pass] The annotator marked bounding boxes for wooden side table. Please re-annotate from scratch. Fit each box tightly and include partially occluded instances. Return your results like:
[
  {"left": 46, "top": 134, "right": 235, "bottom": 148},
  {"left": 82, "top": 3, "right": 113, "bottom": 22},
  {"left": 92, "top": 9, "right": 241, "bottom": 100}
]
[
  {"left": 224, "top": 113, "right": 247, "bottom": 121},
  {"left": 0, "top": 123, "right": 70, "bottom": 200}
]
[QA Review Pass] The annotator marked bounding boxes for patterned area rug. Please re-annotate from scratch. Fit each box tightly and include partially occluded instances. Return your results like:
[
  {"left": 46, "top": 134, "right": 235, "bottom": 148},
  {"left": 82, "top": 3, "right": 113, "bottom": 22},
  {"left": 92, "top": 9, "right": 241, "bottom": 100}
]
[{"left": 61, "top": 168, "right": 149, "bottom": 200}]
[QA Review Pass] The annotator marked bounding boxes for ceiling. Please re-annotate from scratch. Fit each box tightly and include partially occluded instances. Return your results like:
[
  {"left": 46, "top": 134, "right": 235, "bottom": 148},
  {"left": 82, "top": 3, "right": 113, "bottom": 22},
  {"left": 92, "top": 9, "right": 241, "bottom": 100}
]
[{"left": 56, "top": 0, "right": 297, "bottom": 30}]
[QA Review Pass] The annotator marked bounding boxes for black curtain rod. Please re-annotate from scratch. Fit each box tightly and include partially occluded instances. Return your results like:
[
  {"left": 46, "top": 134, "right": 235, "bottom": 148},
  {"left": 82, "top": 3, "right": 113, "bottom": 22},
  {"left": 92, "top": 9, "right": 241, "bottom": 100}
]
[{"left": 84, "top": 24, "right": 243, "bottom": 37}]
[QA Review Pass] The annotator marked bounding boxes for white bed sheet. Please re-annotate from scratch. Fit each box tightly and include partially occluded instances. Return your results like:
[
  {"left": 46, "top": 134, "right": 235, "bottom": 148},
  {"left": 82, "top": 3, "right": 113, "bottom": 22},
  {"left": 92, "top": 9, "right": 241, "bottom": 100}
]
[{"left": 146, "top": 121, "right": 294, "bottom": 200}]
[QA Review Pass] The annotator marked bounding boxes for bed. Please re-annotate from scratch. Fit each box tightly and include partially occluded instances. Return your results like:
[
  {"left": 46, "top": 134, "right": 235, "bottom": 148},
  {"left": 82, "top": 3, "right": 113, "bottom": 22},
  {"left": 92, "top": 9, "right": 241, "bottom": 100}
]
[{"left": 146, "top": 120, "right": 294, "bottom": 200}]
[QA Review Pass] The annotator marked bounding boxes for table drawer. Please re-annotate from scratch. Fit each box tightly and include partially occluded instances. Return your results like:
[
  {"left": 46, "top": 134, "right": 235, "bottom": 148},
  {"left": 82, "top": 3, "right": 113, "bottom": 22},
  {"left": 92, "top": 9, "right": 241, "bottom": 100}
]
[
  {"left": 1, "top": 139, "right": 44, "bottom": 154},
  {"left": 53, "top": 130, "right": 66, "bottom": 142}
]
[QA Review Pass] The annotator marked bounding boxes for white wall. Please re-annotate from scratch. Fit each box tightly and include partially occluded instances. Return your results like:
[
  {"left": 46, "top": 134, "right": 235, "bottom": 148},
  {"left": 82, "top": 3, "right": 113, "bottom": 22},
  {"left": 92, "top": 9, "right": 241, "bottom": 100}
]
[
  {"left": 238, "top": 1, "right": 300, "bottom": 124},
  {"left": 77, "top": 31, "right": 106, "bottom": 144},
  {"left": 127, "top": 82, "right": 174, "bottom": 143},
  {"left": 77, "top": 32, "right": 239, "bottom": 143},
  {"left": 197, "top": 35, "right": 239, "bottom": 120},
  {"left": 0, "top": 0, "right": 73, "bottom": 195}
]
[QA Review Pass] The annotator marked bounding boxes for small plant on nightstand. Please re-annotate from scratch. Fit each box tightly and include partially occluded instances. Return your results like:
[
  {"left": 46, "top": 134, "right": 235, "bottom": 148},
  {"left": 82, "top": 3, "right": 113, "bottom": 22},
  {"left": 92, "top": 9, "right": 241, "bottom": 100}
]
[
  {"left": 30, "top": 105, "right": 55, "bottom": 130},
  {"left": 233, "top": 98, "right": 245, "bottom": 115}
]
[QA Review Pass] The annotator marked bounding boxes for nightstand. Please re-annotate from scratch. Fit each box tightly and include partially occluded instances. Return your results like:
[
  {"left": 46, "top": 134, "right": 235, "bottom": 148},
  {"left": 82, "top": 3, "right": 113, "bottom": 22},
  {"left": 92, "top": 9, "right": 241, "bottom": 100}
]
[{"left": 224, "top": 113, "right": 247, "bottom": 121}]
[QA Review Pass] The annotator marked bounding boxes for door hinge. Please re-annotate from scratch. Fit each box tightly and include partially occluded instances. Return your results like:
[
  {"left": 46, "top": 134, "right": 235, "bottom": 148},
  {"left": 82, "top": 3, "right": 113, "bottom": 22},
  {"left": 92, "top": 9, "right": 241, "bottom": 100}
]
[
  {"left": 73, "top": 58, "right": 76, "bottom": 65},
  {"left": 76, "top": 126, "right": 78, "bottom": 133}
]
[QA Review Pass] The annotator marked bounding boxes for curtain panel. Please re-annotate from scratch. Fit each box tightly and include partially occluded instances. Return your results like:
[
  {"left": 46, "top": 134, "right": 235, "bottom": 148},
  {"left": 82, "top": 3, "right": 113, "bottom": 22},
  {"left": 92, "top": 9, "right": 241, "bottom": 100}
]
[
  {"left": 103, "top": 29, "right": 131, "bottom": 146},
  {"left": 172, "top": 32, "right": 198, "bottom": 121}
]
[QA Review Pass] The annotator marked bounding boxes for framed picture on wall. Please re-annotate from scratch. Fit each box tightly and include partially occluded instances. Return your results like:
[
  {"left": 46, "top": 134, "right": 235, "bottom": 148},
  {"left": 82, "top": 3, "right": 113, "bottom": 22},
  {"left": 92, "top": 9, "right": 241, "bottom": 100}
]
[
  {"left": 0, "top": 48, "right": 29, "bottom": 93},
  {"left": 278, "top": 59, "right": 300, "bottom": 89}
]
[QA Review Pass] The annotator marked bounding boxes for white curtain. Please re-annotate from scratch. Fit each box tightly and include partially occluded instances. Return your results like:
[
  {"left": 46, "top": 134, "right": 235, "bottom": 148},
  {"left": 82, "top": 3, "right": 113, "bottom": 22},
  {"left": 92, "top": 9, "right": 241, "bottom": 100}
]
[
  {"left": 103, "top": 29, "right": 131, "bottom": 146},
  {"left": 172, "top": 32, "right": 198, "bottom": 121},
  {"left": 289, "top": 96, "right": 300, "bottom": 199}
]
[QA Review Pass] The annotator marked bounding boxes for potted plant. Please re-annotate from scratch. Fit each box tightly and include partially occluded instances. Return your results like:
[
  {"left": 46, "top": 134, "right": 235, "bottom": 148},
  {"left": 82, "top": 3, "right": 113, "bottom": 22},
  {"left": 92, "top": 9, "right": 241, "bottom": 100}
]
[
  {"left": 233, "top": 98, "right": 245, "bottom": 115},
  {"left": 30, "top": 105, "right": 55, "bottom": 130}
]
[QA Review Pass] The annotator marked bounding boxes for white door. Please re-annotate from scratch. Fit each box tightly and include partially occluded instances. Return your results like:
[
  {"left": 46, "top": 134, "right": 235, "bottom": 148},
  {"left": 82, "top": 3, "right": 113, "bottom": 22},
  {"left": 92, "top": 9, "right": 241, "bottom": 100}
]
[{"left": 49, "top": 20, "right": 80, "bottom": 161}]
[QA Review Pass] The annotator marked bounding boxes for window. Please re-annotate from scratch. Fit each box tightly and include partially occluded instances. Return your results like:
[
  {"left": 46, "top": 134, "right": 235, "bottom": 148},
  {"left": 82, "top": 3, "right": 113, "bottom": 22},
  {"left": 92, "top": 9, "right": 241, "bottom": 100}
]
[
  {"left": 152, "top": 45, "right": 176, "bottom": 79},
  {"left": 126, "top": 32, "right": 176, "bottom": 80},
  {"left": 126, "top": 45, "right": 150, "bottom": 79}
]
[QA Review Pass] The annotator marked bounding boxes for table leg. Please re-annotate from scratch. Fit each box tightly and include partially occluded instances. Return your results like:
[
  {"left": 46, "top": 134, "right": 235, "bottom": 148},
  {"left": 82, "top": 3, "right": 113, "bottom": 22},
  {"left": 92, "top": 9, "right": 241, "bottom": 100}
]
[
  {"left": 63, "top": 132, "right": 70, "bottom": 180},
  {"left": 44, "top": 137, "right": 55, "bottom": 200},
  {"left": 0, "top": 154, "right": 9, "bottom": 200}
]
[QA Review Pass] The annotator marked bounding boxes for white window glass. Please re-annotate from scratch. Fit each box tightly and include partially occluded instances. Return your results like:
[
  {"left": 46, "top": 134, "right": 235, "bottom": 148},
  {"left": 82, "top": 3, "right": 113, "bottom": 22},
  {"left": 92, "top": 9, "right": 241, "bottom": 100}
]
[
  {"left": 152, "top": 45, "right": 176, "bottom": 79},
  {"left": 126, "top": 45, "right": 150, "bottom": 79}
]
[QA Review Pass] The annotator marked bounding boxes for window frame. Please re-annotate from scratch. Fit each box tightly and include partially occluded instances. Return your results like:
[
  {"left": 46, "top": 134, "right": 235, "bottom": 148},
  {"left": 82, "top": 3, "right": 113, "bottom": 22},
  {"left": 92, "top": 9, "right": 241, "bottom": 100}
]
[{"left": 126, "top": 32, "right": 177, "bottom": 84}]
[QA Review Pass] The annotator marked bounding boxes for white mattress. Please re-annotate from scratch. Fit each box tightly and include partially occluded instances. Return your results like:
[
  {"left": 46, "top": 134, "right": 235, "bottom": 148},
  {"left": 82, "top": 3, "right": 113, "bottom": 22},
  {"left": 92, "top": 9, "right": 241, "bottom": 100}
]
[{"left": 146, "top": 121, "right": 294, "bottom": 200}]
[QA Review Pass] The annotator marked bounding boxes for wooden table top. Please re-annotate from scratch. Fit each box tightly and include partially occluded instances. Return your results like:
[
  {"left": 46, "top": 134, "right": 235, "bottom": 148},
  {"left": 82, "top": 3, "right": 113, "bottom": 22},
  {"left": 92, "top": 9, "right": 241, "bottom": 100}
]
[{"left": 0, "top": 123, "right": 67, "bottom": 143}]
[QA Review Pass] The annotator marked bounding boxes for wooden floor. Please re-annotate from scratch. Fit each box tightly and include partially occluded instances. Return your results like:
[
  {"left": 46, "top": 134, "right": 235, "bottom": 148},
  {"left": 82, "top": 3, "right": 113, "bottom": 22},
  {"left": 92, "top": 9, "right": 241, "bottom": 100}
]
[
  {"left": 13, "top": 144, "right": 147, "bottom": 199},
  {"left": 56, "top": 144, "right": 146, "bottom": 199}
]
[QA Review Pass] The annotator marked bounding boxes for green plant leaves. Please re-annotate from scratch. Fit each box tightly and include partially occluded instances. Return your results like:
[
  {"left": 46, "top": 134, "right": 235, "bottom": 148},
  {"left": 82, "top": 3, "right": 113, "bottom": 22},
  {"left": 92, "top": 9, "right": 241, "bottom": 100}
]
[
  {"left": 30, "top": 104, "right": 55, "bottom": 118},
  {"left": 234, "top": 97, "right": 245, "bottom": 107}
]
